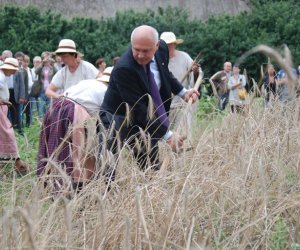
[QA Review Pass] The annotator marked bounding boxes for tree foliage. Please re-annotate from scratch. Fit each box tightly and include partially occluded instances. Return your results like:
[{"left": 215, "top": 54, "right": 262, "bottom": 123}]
[{"left": 0, "top": 1, "right": 300, "bottom": 79}]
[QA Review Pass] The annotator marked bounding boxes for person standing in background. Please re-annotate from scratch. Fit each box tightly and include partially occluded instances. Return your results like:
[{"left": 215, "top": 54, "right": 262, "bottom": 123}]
[
  {"left": 54, "top": 54, "right": 64, "bottom": 71},
  {"left": 227, "top": 64, "right": 248, "bottom": 113},
  {"left": 12, "top": 51, "right": 25, "bottom": 135},
  {"left": 22, "top": 55, "right": 33, "bottom": 127},
  {"left": 35, "top": 51, "right": 57, "bottom": 116},
  {"left": 30, "top": 56, "right": 42, "bottom": 116},
  {"left": 95, "top": 57, "right": 106, "bottom": 78},
  {"left": 112, "top": 56, "right": 120, "bottom": 66},
  {"left": 263, "top": 64, "right": 277, "bottom": 107},
  {"left": 276, "top": 66, "right": 298, "bottom": 103},
  {"left": 210, "top": 61, "right": 232, "bottom": 111}
]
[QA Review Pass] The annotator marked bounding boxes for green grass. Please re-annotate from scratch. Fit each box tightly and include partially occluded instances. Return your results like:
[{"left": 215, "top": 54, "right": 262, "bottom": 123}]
[
  {"left": 271, "top": 216, "right": 289, "bottom": 250},
  {"left": 0, "top": 114, "right": 41, "bottom": 202},
  {"left": 15, "top": 115, "right": 41, "bottom": 168}
]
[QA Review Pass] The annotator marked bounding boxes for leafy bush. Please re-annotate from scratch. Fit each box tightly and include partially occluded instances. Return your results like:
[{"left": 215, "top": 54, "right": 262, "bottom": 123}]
[{"left": 1, "top": 1, "right": 300, "bottom": 79}]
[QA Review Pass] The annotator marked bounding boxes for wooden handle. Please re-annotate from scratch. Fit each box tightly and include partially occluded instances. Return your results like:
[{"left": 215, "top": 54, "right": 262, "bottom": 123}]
[
  {"left": 188, "top": 71, "right": 203, "bottom": 105},
  {"left": 209, "top": 78, "right": 219, "bottom": 98},
  {"left": 180, "top": 52, "right": 201, "bottom": 85}
]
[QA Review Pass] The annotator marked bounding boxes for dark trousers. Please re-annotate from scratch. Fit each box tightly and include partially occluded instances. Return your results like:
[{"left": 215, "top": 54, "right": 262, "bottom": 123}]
[
  {"left": 230, "top": 105, "right": 244, "bottom": 113},
  {"left": 218, "top": 92, "right": 229, "bottom": 111},
  {"left": 22, "top": 101, "right": 32, "bottom": 127},
  {"left": 8, "top": 89, "right": 22, "bottom": 133},
  {"left": 99, "top": 111, "right": 160, "bottom": 182}
]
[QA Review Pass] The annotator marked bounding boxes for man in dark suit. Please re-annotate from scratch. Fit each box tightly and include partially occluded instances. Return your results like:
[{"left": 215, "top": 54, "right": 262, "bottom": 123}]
[
  {"left": 100, "top": 25, "right": 199, "bottom": 171},
  {"left": 10, "top": 52, "right": 26, "bottom": 135}
]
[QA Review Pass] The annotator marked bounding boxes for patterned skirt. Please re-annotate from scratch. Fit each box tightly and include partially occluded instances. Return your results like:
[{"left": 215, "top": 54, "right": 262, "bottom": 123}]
[{"left": 0, "top": 105, "right": 19, "bottom": 160}]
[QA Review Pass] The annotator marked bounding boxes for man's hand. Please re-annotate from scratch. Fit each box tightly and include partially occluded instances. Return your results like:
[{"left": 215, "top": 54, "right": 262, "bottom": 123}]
[
  {"left": 166, "top": 133, "right": 186, "bottom": 152},
  {"left": 191, "top": 62, "right": 200, "bottom": 73},
  {"left": 183, "top": 89, "right": 200, "bottom": 103}
]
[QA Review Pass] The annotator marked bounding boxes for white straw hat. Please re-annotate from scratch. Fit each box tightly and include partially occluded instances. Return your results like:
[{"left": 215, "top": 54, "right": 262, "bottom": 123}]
[
  {"left": 160, "top": 32, "right": 184, "bottom": 45},
  {"left": 97, "top": 66, "right": 113, "bottom": 83},
  {"left": 0, "top": 58, "right": 19, "bottom": 71},
  {"left": 55, "top": 39, "right": 78, "bottom": 54}
]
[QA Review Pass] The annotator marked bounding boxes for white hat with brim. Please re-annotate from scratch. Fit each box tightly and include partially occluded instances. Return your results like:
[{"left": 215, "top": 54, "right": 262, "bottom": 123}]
[
  {"left": 0, "top": 58, "right": 19, "bottom": 71},
  {"left": 160, "top": 32, "right": 184, "bottom": 45},
  {"left": 97, "top": 66, "right": 113, "bottom": 83},
  {"left": 55, "top": 39, "right": 78, "bottom": 54}
]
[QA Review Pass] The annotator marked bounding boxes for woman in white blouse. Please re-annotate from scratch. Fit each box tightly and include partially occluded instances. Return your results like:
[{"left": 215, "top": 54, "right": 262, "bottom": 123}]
[{"left": 227, "top": 64, "right": 248, "bottom": 113}]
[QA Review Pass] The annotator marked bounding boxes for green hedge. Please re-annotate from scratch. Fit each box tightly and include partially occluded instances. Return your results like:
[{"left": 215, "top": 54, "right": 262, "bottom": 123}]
[{"left": 0, "top": 1, "right": 299, "bottom": 79}]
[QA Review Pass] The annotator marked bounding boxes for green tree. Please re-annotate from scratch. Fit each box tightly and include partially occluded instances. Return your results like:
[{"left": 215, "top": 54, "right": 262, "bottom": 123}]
[
  {"left": 1, "top": 2, "right": 300, "bottom": 80},
  {"left": 0, "top": 5, "right": 66, "bottom": 57}
]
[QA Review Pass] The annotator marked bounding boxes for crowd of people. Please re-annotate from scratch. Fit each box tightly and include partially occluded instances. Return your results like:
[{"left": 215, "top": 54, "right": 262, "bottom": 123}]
[
  {"left": 210, "top": 61, "right": 300, "bottom": 112},
  {"left": 0, "top": 24, "right": 299, "bottom": 194}
]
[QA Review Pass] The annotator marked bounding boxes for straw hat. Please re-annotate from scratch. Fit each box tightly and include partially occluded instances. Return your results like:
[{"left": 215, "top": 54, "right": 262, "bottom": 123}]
[
  {"left": 55, "top": 39, "right": 78, "bottom": 54},
  {"left": 0, "top": 58, "right": 19, "bottom": 71},
  {"left": 160, "top": 32, "right": 183, "bottom": 45},
  {"left": 97, "top": 66, "right": 113, "bottom": 83}
]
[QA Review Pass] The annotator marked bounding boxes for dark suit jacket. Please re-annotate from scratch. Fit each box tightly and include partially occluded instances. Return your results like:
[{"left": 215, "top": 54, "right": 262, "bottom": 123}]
[
  {"left": 101, "top": 40, "right": 183, "bottom": 140},
  {"left": 12, "top": 71, "right": 25, "bottom": 102}
]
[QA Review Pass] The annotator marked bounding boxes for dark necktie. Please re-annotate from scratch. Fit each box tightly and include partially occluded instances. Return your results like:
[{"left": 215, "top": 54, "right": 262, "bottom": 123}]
[{"left": 146, "top": 62, "right": 170, "bottom": 128}]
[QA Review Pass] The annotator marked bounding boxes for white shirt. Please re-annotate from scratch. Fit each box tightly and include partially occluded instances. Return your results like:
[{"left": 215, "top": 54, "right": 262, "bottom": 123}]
[
  {"left": 6, "top": 75, "right": 14, "bottom": 89},
  {"left": 0, "top": 70, "right": 10, "bottom": 101},
  {"left": 228, "top": 74, "right": 248, "bottom": 105},
  {"left": 63, "top": 79, "right": 108, "bottom": 115},
  {"left": 149, "top": 58, "right": 187, "bottom": 141},
  {"left": 150, "top": 58, "right": 186, "bottom": 97},
  {"left": 52, "top": 60, "right": 98, "bottom": 92},
  {"left": 25, "top": 68, "right": 33, "bottom": 94},
  {"left": 169, "top": 51, "right": 194, "bottom": 89},
  {"left": 31, "top": 68, "right": 38, "bottom": 82}
]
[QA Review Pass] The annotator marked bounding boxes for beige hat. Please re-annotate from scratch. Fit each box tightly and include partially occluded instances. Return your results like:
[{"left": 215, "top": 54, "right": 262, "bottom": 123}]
[
  {"left": 0, "top": 58, "right": 19, "bottom": 71},
  {"left": 97, "top": 66, "right": 113, "bottom": 83},
  {"left": 55, "top": 39, "right": 78, "bottom": 54},
  {"left": 160, "top": 32, "right": 184, "bottom": 45}
]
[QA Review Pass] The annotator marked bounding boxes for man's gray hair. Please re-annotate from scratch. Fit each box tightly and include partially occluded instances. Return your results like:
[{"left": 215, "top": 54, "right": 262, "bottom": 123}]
[
  {"left": 131, "top": 25, "right": 159, "bottom": 44},
  {"left": 33, "top": 56, "right": 42, "bottom": 63},
  {"left": 2, "top": 50, "right": 13, "bottom": 58}
]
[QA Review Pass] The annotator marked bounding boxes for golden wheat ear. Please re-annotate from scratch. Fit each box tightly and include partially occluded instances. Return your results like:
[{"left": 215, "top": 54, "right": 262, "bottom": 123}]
[
  {"left": 146, "top": 94, "right": 155, "bottom": 120},
  {"left": 124, "top": 103, "right": 132, "bottom": 126}
]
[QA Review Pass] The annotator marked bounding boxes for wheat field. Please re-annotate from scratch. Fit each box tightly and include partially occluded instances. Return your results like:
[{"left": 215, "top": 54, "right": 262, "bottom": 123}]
[{"left": 0, "top": 94, "right": 300, "bottom": 249}]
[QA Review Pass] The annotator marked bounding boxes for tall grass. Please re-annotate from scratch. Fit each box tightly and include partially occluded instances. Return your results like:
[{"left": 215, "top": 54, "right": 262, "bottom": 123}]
[
  {"left": 0, "top": 95, "right": 300, "bottom": 249},
  {"left": 1, "top": 45, "right": 300, "bottom": 248}
]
